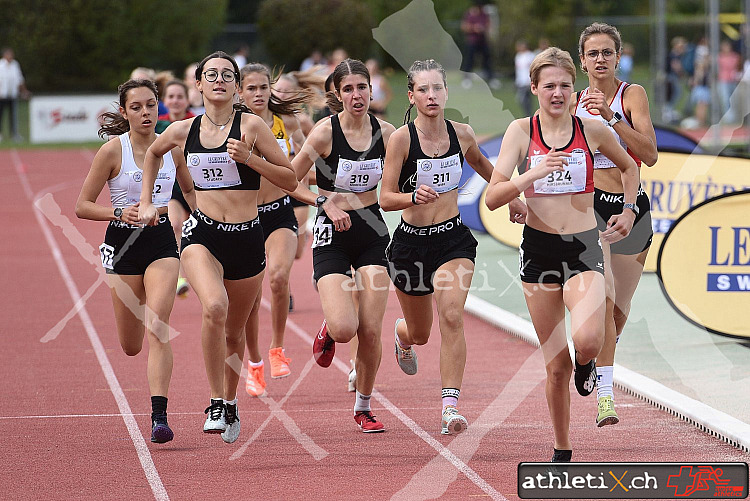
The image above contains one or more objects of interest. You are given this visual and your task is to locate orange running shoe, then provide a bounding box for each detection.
[245,361,266,397]
[269,347,291,379]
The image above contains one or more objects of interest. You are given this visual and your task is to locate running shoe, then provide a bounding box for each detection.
[245,361,266,397]
[203,398,226,433]
[354,411,385,433]
[574,354,597,397]
[150,413,174,444]
[176,277,190,297]
[441,405,468,435]
[348,362,357,392]
[269,347,291,379]
[221,402,241,443]
[551,448,572,462]
[394,318,417,375]
[312,320,335,367]
[596,395,620,427]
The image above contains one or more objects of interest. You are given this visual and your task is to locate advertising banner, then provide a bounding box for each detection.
[657,190,750,339]
[30,95,116,143]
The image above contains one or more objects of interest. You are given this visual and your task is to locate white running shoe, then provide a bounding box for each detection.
[441,405,468,435]
[394,318,417,375]
[203,399,226,433]
[221,402,241,443]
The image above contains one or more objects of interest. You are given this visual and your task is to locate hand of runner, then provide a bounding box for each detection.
[322,199,351,232]
[580,88,613,118]
[508,197,527,224]
[602,210,635,243]
[413,185,439,205]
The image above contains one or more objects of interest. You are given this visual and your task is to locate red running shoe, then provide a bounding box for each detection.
[354,411,385,433]
[312,320,335,367]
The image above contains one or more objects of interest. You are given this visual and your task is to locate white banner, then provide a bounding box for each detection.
[30,95,117,143]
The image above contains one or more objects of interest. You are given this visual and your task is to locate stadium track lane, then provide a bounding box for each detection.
[2,149,747,501]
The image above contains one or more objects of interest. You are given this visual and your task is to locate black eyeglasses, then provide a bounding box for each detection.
[202,69,236,83]
[585,49,616,60]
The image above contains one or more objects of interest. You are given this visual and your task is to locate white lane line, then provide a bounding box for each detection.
[12,150,169,501]
[277,304,505,500]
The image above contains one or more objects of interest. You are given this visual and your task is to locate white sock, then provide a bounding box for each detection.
[249,359,263,368]
[223,398,237,406]
[596,366,614,399]
[354,391,371,413]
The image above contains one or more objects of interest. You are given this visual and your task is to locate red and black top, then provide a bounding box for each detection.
[518,115,594,198]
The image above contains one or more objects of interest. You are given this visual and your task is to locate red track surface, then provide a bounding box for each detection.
[2,149,747,500]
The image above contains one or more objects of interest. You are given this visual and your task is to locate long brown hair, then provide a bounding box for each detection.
[240,63,315,116]
[98,79,158,138]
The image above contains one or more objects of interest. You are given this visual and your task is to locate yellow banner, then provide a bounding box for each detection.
[657,191,750,339]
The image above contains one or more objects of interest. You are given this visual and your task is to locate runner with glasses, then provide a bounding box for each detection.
[575,22,657,427]
[139,51,297,445]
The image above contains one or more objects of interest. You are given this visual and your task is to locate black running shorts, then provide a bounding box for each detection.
[180,209,265,280]
[100,215,178,275]
[519,225,604,285]
[258,195,298,243]
[312,203,390,282]
[594,186,653,255]
[386,214,478,296]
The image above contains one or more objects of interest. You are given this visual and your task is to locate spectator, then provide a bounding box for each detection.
[535,37,550,55]
[460,1,499,89]
[514,40,535,116]
[664,37,687,123]
[683,38,710,129]
[365,59,393,120]
[155,70,175,116]
[0,47,29,142]
[327,48,348,74]
[300,49,327,73]
[183,62,204,115]
[233,45,249,68]
[618,43,634,83]
[718,39,741,123]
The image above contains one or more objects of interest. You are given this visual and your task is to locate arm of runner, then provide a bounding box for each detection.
[75,139,122,221]
[140,119,191,224]
[228,114,297,192]
[171,147,196,212]
[589,120,639,243]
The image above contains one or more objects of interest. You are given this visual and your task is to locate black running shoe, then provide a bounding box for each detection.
[151,413,174,443]
[574,355,597,397]
[551,448,572,462]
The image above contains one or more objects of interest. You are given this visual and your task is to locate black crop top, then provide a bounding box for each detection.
[315,113,385,193]
[398,120,464,193]
[184,112,260,191]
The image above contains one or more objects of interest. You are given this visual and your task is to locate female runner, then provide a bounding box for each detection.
[138,51,297,444]
[380,59,494,435]
[237,63,309,395]
[575,22,657,427]
[295,58,396,433]
[485,47,639,461]
[156,79,196,296]
[75,78,195,443]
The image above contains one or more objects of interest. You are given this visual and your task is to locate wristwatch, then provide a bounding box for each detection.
[114,207,123,220]
[607,111,622,127]
[623,202,639,216]
[315,195,328,208]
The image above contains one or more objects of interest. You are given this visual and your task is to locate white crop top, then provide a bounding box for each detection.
[574,82,636,170]
[107,132,176,208]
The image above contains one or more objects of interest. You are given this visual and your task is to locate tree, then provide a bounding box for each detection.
[257,0,374,68]
[0,0,228,92]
